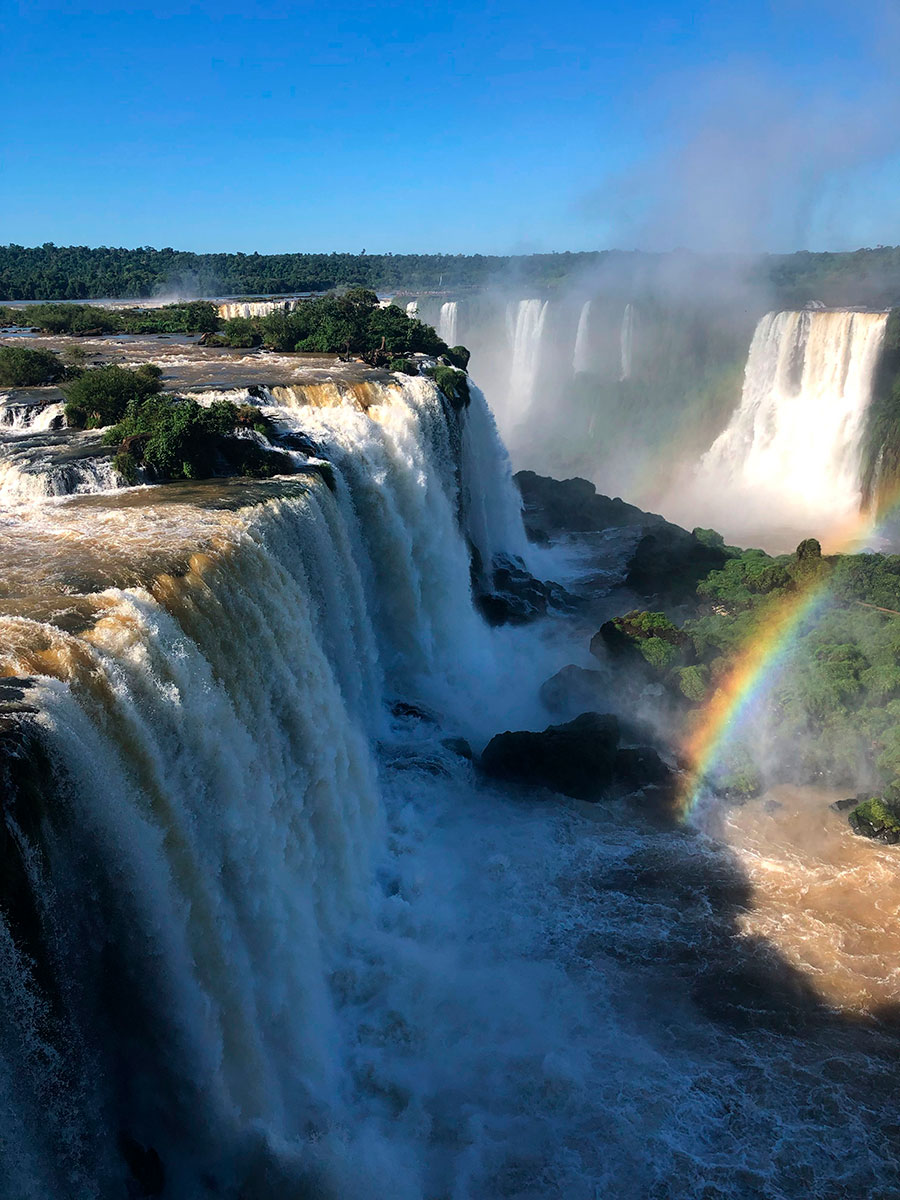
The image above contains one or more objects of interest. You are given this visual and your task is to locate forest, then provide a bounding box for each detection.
[6,242,900,306]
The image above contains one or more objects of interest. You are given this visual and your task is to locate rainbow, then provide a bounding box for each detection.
[677,494,900,819]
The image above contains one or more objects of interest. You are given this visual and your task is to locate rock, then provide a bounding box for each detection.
[614,746,672,789]
[475,555,579,627]
[625,527,728,601]
[830,796,861,813]
[119,1133,165,1197]
[390,700,437,723]
[540,664,608,715]
[514,470,659,536]
[479,712,621,800]
[441,736,473,761]
[848,798,900,844]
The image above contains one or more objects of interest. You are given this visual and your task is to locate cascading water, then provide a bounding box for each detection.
[686,309,889,537]
[6,337,900,1200]
[0,368,540,1197]
[217,299,301,321]
[506,299,549,423]
[438,300,458,348]
[572,301,592,375]
[619,302,635,381]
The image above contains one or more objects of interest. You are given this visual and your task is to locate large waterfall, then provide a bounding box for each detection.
[0,372,540,1198]
[689,310,889,536]
[506,299,549,422]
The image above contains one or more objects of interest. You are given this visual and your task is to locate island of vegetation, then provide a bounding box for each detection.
[0,291,472,482]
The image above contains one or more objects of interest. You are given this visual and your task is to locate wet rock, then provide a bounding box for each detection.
[539,664,608,715]
[848,798,900,844]
[830,796,860,813]
[390,700,437,723]
[480,712,621,800]
[441,736,473,761]
[119,1133,165,1197]
[475,555,579,627]
[614,746,672,789]
[514,470,660,536]
[625,526,728,602]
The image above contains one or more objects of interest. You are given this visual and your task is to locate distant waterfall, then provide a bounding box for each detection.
[438,301,458,347]
[696,310,889,529]
[619,303,635,381]
[218,299,300,320]
[507,299,549,417]
[573,301,592,374]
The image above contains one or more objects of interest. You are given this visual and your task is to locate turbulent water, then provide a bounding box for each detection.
[677,310,890,541]
[3,355,900,1199]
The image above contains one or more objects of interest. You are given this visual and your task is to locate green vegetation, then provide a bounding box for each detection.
[63,364,163,429]
[849,796,900,840]
[105,394,288,483]
[7,243,900,305]
[0,344,65,386]
[424,364,470,409]
[608,538,900,808]
[0,301,220,336]
[0,292,465,376]
[862,306,900,508]
[215,317,261,348]
[254,288,449,360]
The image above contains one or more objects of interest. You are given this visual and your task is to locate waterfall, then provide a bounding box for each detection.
[619,302,635,381]
[217,299,300,321]
[572,301,592,375]
[0,371,539,1194]
[506,299,549,419]
[438,301,458,347]
[694,309,889,531]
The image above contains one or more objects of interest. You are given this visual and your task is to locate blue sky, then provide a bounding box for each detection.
[2,0,898,254]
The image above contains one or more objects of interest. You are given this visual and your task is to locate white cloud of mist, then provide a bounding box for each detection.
[586,3,900,253]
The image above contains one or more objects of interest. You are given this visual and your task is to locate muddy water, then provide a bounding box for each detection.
[0,331,386,391]
[0,478,315,620]
[701,785,900,1013]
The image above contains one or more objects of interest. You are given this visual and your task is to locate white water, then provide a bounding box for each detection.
[0,399,65,434]
[572,301,592,375]
[619,302,635,382]
[5,360,900,1199]
[438,301,458,348]
[676,309,889,539]
[218,299,301,321]
[506,299,549,424]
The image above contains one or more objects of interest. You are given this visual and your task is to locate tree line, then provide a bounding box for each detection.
[6,242,900,306]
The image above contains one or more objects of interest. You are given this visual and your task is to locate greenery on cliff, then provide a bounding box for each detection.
[608,536,900,809]
[7,242,900,306]
[861,307,900,508]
